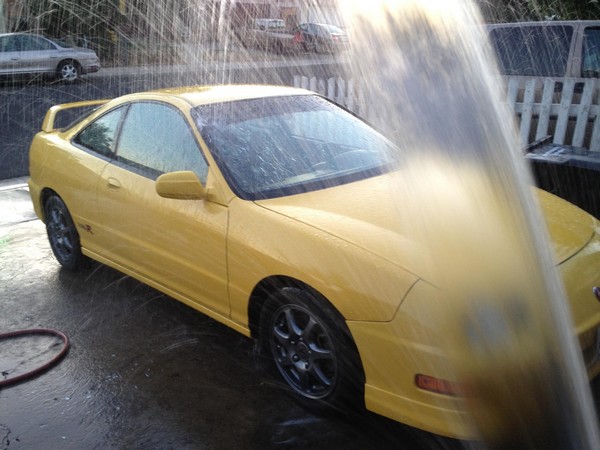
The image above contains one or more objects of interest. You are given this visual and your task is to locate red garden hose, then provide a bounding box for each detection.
[0,328,70,387]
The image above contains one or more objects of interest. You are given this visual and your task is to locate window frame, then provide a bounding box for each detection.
[112,100,208,182]
[582,26,600,78]
[72,104,128,161]
[488,24,575,77]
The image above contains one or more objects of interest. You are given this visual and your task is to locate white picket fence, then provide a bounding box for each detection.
[293,75,600,152]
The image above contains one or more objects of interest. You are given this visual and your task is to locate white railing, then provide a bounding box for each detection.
[293,75,369,119]
[293,75,600,152]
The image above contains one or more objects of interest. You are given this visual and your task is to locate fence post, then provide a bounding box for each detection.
[535,78,555,141]
[317,78,326,95]
[347,79,355,111]
[506,77,519,112]
[337,78,346,107]
[327,77,336,100]
[519,79,537,146]
[554,79,576,145]
[573,79,596,148]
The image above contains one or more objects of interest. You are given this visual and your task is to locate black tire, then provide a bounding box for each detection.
[314,41,323,54]
[260,287,365,413]
[57,60,80,82]
[44,195,87,270]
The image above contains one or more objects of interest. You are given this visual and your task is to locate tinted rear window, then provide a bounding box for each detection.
[489,25,573,77]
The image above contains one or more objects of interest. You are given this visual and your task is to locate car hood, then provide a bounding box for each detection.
[256,172,596,277]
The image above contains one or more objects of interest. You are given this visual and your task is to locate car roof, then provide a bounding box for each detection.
[487,20,600,27]
[0,32,40,37]
[0,32,56,42]
[134,85,312,107]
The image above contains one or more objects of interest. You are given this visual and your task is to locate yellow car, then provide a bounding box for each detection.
[28,85,600,439]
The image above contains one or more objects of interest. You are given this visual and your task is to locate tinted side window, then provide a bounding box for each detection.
[0,36,18,52]
[116,102,208,182]
[583,27,600,78]
[74,107,124,157]
[489,25,573,77]
[17,35,55,51]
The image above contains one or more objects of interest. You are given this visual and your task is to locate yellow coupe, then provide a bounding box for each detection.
[28,85,600,439]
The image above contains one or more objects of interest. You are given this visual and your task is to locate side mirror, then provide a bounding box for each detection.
[156,171,205,200]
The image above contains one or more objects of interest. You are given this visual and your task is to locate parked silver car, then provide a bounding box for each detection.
[0,33,100,82]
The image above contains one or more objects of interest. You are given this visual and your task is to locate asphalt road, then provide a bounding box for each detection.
[0,52,349,181]
[0,181,464,449]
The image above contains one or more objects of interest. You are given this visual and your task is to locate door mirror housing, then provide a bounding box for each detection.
[156,171,205,200]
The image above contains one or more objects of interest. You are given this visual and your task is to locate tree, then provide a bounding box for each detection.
[477,0,600,22]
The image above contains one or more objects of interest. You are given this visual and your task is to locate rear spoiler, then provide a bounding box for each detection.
[41,99,110,133]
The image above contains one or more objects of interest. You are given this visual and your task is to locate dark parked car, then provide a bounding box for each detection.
[296,23,348,53]
[0,33,100,82]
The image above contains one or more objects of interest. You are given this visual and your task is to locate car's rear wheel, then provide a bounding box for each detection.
[44,195,87,270]
[261,287,364,412]
[57,60,80,82]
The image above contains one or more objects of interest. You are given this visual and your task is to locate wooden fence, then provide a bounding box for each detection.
[293,75,600,152]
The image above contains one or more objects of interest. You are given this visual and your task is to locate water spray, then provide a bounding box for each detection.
[343,0,600,447]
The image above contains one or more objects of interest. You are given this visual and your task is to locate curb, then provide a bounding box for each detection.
[0,177,28,191]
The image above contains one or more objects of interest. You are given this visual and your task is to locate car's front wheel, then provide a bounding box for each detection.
[314,40,323,54]
[57,60,80,82]
[261,287,364,412]
[44,195,87,270]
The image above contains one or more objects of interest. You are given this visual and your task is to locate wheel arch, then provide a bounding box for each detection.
[56,58,81,70]
[39,188,61,222]
[248,276,302,338]
[247,275,357,350]
[248,274,367,406]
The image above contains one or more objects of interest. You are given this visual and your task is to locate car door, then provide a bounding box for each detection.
[95,101,230,316]
[16,34,59,74]
[0,35,20,74]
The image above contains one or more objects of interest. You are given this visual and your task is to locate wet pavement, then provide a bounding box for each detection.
[0,181,462,449]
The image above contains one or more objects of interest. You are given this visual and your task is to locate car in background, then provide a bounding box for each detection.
[28,85,600,440]
[239,18,300,53]
[0,32,100,82]
[486,20,600,79]
[296,22,348,53]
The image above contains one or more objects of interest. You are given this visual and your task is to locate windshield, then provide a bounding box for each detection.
[193,95,396,200]
[325,24,345,34]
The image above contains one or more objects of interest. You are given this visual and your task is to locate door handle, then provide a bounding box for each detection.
[106,177,121,190]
